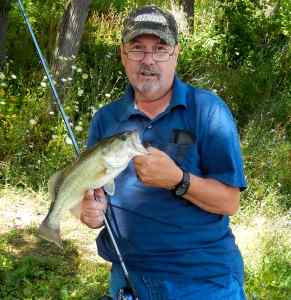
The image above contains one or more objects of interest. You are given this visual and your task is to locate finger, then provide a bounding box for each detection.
[83,196,107,210]
[94,189,106,202]
[134,155,146,164]
[81,196,97,209]
[133,159,142,169]
[147,146,159,152]
[90,201,106,211]
[94,188,105,197]
[83,189,94,201]
[134,161,146,177]
[81,214,103,229]
[135,168,143,181]
[82,209,104,218]
[147,146,163,155]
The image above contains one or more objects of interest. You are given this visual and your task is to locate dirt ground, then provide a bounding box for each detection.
[0,185,105,262]
[0,185,290,266]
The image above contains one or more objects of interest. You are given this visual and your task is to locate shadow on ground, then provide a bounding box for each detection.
[0,226,110,300]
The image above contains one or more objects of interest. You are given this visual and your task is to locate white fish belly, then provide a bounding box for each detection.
[48,158,105,225]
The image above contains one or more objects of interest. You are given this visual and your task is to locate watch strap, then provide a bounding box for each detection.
[172,170,190,197]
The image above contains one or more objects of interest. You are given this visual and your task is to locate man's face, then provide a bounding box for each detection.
[121,35,179,102]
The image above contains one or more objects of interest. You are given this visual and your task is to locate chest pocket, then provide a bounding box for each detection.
[152,141,200,174]
[166,143,193,165]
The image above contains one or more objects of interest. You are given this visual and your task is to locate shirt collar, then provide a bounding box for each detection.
[118,75,188,122]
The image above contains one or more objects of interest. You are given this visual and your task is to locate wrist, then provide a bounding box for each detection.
[169,167,183,190]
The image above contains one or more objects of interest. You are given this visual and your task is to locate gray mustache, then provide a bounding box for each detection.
[139,66,159,76]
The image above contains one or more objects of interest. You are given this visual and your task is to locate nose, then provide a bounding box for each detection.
[141,51,155,65]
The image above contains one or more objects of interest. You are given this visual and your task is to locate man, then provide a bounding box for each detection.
[80,5,247,300]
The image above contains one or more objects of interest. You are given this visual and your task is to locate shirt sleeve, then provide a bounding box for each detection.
[200,102,247,191]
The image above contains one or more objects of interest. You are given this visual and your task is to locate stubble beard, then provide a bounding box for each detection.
[133,75,166,101]
[138,79,159,94]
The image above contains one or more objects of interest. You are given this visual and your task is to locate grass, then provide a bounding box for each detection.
[0,186,290,299]
[0,186,110,300]
[232,214,291,299]
[0,227,110,300]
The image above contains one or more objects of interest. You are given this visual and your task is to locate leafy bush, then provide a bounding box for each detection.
[240,117,291,214]
[6,0,66,71]
[209,0,291,125]
[215,0,290,66]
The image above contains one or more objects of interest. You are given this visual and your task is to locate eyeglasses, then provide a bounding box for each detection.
[123,48,175,62]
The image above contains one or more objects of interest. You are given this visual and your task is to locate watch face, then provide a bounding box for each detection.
[175,185,186,196]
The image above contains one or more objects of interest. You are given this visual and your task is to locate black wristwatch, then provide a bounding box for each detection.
[172,170,190,197]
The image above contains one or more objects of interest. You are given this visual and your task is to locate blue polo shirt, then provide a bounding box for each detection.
[87,76,247,287]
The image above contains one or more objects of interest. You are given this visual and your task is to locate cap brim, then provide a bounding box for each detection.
[123,28,176,46]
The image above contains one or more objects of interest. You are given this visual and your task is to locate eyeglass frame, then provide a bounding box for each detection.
[122,46,176,62]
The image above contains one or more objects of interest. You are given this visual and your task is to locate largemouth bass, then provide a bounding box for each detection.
[39,130,147,248]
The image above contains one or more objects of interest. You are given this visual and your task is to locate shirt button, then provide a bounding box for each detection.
[147,125,152,129]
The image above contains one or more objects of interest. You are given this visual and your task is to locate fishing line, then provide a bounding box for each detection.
[16,0,138,298]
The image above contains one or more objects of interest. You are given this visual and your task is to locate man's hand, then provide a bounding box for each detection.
[80,189,107,229]
[134,146,183,189]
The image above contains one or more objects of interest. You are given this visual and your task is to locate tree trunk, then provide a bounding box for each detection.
[51,0,92,107]
[0,0,11,68]
[172,0,195,32]
[181,0,194,30]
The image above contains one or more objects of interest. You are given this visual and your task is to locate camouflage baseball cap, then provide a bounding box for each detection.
[122,5,178,46]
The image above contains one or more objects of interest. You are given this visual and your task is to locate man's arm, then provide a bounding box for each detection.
[134,147,240,216]
[183,175,240,215]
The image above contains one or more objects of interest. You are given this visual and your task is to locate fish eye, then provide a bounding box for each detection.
[120,133,128,141]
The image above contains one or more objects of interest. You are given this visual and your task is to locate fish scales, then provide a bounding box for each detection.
[38,130,147,248]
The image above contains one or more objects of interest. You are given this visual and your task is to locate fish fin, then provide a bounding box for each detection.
[103,180,115,196]
[38,218,63,249]
[69,203,81,219]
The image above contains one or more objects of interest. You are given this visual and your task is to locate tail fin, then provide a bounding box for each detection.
[38,218,62,249]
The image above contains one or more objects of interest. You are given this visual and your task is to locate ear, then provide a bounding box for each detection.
[120,44,126,67]
[118,45,122,56]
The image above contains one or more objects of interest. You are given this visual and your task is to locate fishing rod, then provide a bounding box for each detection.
[17,1,138,299]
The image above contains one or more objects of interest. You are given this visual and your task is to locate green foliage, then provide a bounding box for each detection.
[0,227,109,299]
[202,0,291,125]
[245,231,291,300]
[0,62,75,188]
[76,39,126,113]
[6,0,66,71]
[215,0,290,66]
[90,0,128,13]
[240,118,291,215]
[90,0,169,14]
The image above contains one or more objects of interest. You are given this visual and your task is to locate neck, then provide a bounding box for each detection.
[135,88,173,119]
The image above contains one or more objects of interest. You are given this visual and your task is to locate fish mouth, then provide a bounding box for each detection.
[130,130,148,155]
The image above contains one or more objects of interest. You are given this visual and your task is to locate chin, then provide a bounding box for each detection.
[138,82,160,94]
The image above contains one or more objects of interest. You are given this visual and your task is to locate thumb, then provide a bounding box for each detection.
[94,188,105,198]
[83,189,94,201]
